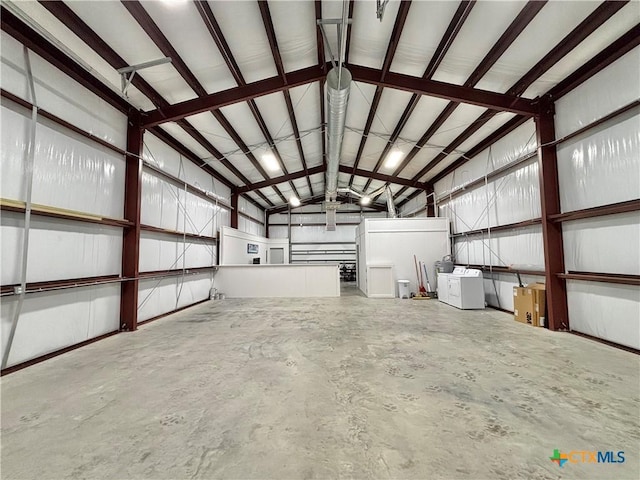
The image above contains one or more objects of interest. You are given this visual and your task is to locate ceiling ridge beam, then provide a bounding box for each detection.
[348,1,412,186]
[122,1,287,203]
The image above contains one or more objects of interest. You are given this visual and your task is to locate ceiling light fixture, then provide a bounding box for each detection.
[161,0,188,6]
[384,149,404,169]
[289,196,301,207]
[360,196,371,206]
[261,153,279,172]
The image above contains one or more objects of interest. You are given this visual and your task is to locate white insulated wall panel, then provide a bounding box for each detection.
[555,47,640,139]
[269,225,288,239]
[399,191,427,217]
[139,232,215,272]
[1,212,122,285]
[434,120,537,197]
[439,159,540,234]
[291,224,357,244]
[0,283,120,368]
[143,132,231,204]
[482,273,546,311]
[141,171,223,236]
[238,196,264,223]
[556,112,640,212]
[1,104,126,219]
[562,212,640,276]
[1,32,126,148]
[219,226,288,265]
[214,265,339,298]
[137,273,213,323]
[567,281,640,350]
[453,225,544,270]
[238,216,265,237]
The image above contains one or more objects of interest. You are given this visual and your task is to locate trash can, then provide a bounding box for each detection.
[397,280,410,299]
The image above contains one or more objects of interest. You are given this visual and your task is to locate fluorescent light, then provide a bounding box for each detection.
[289,196,301,207]
[261,153,279,172]
[161,0,188,6]
[384,149,403,169]
[360,196,371,206]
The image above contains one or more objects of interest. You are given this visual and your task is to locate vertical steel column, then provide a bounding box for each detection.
[120,112,143,332]
[535,99,569,331]
[230,189,239,229]
[265,211,270,238]
[425,183,435,217]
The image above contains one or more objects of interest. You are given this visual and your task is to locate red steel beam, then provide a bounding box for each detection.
[1,274,125,296]
[200,1,299,198]
[257,1,312,196]
[139,224,218,242]
[390,1,545,181]
[238,165,325,193]
[120,113,144,332]
[142,64,325,127]
[431,116,531,184]
[398,1,627,198]
[123,1,287,204]
[349,87,383,185]
[315,1,326,73]
[549,199,640,224]
[364,0,476,191]
[348,64,537,115]
[508,1,630,97]
[230,189,239,229]
[549,23,640,100]
[39,1,238,189]
[349,1,412,185]
[1,7,129,113]
[345,0,355,64]
[558,272,640,287]
[536,99,568,331]
[339,164,426,189]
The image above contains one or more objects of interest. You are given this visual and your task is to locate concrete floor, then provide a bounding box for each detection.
[2,288,639,480]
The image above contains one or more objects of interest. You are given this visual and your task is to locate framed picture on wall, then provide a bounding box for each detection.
[247,243,259,254]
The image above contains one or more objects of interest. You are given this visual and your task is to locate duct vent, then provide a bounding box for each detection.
[324,201,340,231]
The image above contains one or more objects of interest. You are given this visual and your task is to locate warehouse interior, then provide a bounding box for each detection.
[1,0,639,478]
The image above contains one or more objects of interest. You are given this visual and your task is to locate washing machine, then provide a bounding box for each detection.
[437,267,485,309]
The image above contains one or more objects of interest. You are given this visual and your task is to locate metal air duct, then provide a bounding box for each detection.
[325,66,351,203]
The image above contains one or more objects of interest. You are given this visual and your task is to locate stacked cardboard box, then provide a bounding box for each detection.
[513,283,546,327]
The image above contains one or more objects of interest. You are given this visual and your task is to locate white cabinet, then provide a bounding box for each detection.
[437,268,485,309]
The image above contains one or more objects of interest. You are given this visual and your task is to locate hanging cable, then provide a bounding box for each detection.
[2,48,38,370]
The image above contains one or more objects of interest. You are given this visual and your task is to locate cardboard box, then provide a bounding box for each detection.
[513,283,546,327]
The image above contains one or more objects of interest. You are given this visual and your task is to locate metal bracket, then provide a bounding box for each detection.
[376,0,390,21]
[117,57,172,97]
[316,18,352,69]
